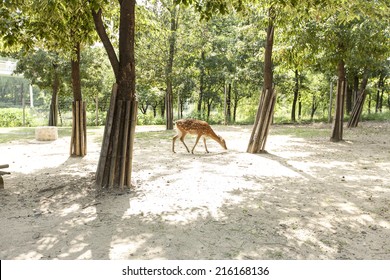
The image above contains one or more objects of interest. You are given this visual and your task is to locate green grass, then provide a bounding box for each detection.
[271,123,331,138]
[0,127,75,143]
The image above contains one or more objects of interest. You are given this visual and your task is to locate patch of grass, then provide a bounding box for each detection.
[271,124,331,138]
[0,127,75,143]
[361,111,390,122]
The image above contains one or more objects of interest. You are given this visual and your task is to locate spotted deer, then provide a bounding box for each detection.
[172,119,227,154]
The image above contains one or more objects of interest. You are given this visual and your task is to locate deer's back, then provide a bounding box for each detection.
[176,119,212,135]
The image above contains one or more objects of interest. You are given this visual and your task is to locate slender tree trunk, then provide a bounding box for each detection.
[330,59,346,142]
[346,84,352,115]
[226,83,231,124]
[378,74,385,113]
[49,64,59,126]
[375,89,380,113]
[140,103,148,114]
[353,75,359,107]
[198,50,205,117]
[379,89,384,113]
[94,0,137,189]
[160,98,165,118]
[165,4,178,130]
[247,14,276,153]
[152,103,157,118]
[70,41,87,156]
[347,72,369,128]
[368,92,372,114]
[206,99,212,121]
[291,69,299,122]
[310,94,317,121]
[233,90,238,123]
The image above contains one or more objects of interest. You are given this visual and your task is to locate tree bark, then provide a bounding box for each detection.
[347,72,369,128]
[226,83,231,124]
[70,41,87,156]
[247,15,276,154]
[48,64,59,126]
[291,69,299,122]
[198,50,205,117]
[330,60,346,142]
[346,84,352,115]
[94,0,137,189]
[165,3,178,130]
[92,8,119,79]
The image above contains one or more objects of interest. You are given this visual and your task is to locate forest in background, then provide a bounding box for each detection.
[1,0,389,128]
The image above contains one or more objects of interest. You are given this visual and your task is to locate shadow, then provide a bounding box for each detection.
[1,123,390,259]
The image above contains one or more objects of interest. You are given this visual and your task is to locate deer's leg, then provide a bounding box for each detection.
[172,134,179,153]
[203,137,209,153]
[191,134,202,154]
[179,133,190,153]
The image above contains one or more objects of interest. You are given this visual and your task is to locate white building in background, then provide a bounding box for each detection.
[0,58,34,107]
[0,59,17,76]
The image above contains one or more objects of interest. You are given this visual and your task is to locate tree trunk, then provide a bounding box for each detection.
[94,0,137,189]
[233,90,238,123]
[247,15,276,154]
[140,103,148,114]
[353,75,359,107]
[291,69,299,122]
[379,89,384,113]
[375,89,380,113]
[165,4,178,130]
[330,60,346,142]
[152,102,158,117]
[70,41,87,156]
[346,84,352,115]
[226,83,231,124]
[206,99,212,121]
[347,73,369,128]
[48,65,59,126]
[198,50,205,118]
[310,94,317,121]
[160,97,165,118]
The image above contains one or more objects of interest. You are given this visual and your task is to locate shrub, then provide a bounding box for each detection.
[0,108,33,127]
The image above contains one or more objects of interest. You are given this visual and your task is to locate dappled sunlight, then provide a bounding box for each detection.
[1,122,390,260]
[14,251,44,260]
[109,234,152,259]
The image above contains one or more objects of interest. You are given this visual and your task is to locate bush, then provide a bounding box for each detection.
[86,111,107,126]
[0,108,33,127]
[137,113,165,125]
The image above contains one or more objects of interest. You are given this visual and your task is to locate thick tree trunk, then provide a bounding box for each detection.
[291,69,299,122]
[247,17,276,153]
[70,41,87,156]
[94,0,137,189]
[330,60,346,142]
[347,73,369,128]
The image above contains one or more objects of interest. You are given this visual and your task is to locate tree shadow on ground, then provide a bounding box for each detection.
[1,123,389,259]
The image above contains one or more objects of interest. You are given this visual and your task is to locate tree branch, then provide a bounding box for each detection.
[91,8,119,80]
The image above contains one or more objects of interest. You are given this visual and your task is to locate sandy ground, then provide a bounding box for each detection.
[0,121,389,260]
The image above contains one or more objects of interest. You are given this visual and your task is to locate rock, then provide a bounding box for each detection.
[32,232,40,239]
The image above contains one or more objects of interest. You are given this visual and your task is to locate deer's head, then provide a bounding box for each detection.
[219,136,227,150]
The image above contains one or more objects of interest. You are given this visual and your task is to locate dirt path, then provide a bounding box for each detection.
[0,122,389,259]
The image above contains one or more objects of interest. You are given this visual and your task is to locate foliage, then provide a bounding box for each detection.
[1,0,389,128]
[0,108,33,127]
